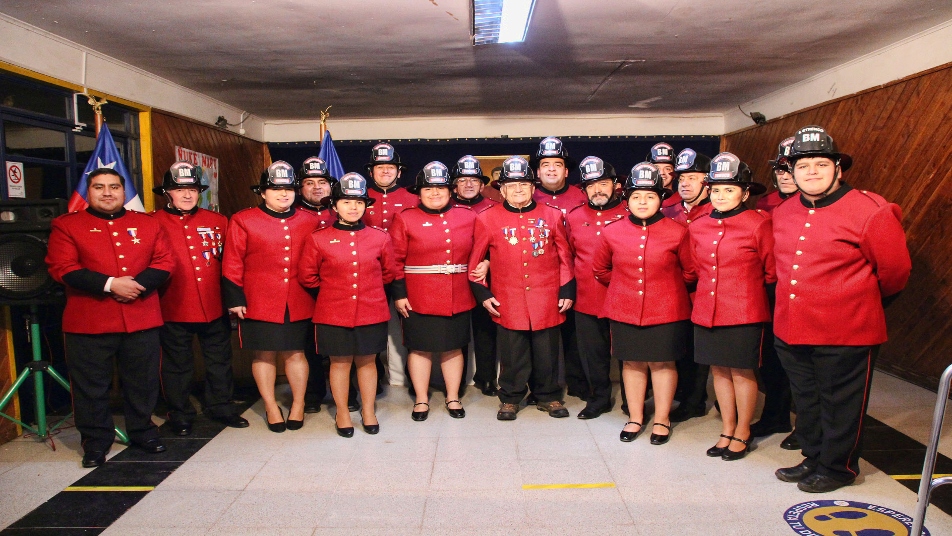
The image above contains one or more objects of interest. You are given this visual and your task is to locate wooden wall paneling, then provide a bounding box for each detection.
[723,64,952,390]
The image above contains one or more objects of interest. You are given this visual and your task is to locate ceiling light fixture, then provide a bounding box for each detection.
[472,0,536,45]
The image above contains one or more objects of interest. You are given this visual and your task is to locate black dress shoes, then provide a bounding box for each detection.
[776,460,818,483]
[477,381,498,397]
[650,423,672,445]
[363,422,380,435]
[670,404,706,423]
[286,416,304,431]
[577,405,609,420]
[797,473,854,493]
[267,408,286,433]
[706,434,733,457]
[336,425,354,438]
[303,401,322,414]
[721,436,750,461]
[81,450,106,468]
[781,431,800,450]
[411,402,430,421]
[212,414,250,428]
[135,438,167,454]
[620,421,642,443]
[750,420,793,438]
[445,400,465,419]
[169,422,192,437]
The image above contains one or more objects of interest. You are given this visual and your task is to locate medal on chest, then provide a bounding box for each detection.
[503,227,518,245]
[126,228,141,244]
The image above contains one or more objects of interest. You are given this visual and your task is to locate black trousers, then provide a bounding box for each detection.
[575,312,612,409]
[776,337,878,482]
[160,317,236,424]
[497,325,561,404]
[675,326,708,410]
[65,329,161,453]
[471,303,498,385]
[561,310,587,397]
[757,322,792,426]
[303,324,328,405]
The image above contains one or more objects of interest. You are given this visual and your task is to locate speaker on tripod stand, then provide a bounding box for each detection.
[0,199,74,441]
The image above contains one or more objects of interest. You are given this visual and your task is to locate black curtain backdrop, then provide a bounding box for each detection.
[269,136,721,188]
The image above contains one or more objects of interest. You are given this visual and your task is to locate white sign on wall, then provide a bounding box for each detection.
[5,161,25,198]
[174,147,220,210]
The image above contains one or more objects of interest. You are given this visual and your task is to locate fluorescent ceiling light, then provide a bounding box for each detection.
[473,0,536,45]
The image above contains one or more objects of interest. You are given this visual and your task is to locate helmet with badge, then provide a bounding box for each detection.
[767,137,795,172]
[577,156,618,189]
[322,172,376,207]
[706,152,767,195]
[251,161,297,193]
[153,161,207,194]
[529,136,576,170]
[647,142,676,166]
[787,125,852,171]
[673,148,712,176]
[299,157,338,185]
[450,155,490,185]
[623,162,672,200]
[492,156,535,189]
[363,142,408,174]
[408,161,452,194]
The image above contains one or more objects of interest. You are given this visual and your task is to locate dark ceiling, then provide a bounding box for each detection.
[2,0,951,120]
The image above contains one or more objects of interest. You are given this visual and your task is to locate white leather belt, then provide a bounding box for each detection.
[404,264,468,274]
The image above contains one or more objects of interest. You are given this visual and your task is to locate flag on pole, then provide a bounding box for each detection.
[68,123,145,212]
[318,129,346,180]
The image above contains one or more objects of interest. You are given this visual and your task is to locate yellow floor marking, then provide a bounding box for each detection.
[890,474,952,480]
[522,483,615,490]
[64,486,155,492]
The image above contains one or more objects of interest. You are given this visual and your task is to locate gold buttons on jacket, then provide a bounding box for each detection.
[112,232,118,236]
[118,255,124,259]
[121,267,127,271]
[790,294,796,299]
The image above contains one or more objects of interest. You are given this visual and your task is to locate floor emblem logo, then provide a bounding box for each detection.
[784,500,928,535]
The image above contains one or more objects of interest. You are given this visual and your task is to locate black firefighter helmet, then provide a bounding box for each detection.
[577,156,618,189]
[707,152,766,195]
[322,172,376,208]
[451,155,490,184]
[408,161,452,194]
[491,156,535,190]
[299,156,338,184]
[787,125,853,171]
[623,162,672,200]
[363,142,408,174]
[674,148,712,176]
[251,161,297,194]
[153,161,207,194]
[529,136,576,170]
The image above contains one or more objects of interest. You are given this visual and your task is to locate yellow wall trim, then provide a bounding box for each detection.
[0,60,150,112]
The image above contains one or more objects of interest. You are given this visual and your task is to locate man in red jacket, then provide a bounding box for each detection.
[648,142,682,209]
[565,156,628,418]
[296,156,338,227]
[529,137,587,401]
[46,168,174,468]
[363,142,417,232]
[153,162,248,436]
[469,156,575,420]
[773,126,911,493]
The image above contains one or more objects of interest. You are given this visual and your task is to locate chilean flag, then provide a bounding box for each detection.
[68,123,145,212]
[318,129,346,180]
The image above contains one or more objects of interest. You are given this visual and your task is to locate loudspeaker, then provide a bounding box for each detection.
[0,199,67,305]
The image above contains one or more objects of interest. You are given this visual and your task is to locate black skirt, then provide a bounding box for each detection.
[610,320,690,362]
[238,308,310,351]
[402,310,472,353]
[316,322,388,356]
[693,323,765,369]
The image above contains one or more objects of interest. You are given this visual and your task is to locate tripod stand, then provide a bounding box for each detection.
[0,305,129,445]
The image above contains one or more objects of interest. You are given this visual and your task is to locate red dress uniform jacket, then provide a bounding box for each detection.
[363,183,417,232]
[297,200,337,228]
[153,207,227,323]
[565,199,629,316]
[593,213,696,326]
[221,206,320,323]
[46,208,174,334]
[533,184,587,214]
[390,205,477,316]
[690,208,776,328]
[662,197,714,225]
[755,190,794,214]
[661,190,683,209]
[298,222,396,327]
[452,194,497,214]
[772,185,911,346]
[468,201,575,331]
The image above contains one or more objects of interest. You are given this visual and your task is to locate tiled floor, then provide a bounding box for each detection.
[1,370,951,535]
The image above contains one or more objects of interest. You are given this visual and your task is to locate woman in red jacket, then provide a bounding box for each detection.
[391,162,477,421]
[299,173,396,437]
[222,161,321,433]
[690,153,776,461]
[593,163,696,444]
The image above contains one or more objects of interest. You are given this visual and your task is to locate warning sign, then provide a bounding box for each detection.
[5,161,25,198]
